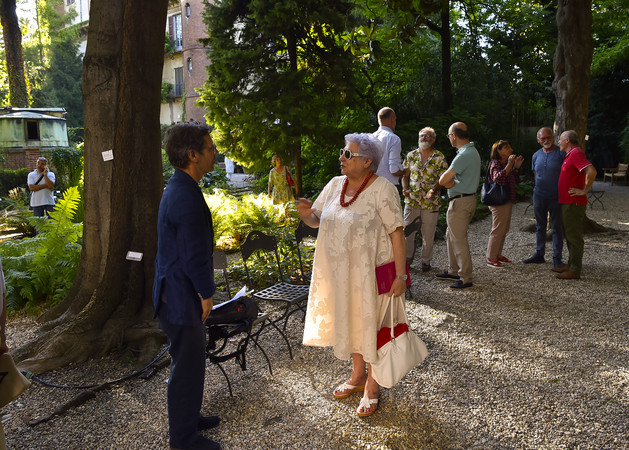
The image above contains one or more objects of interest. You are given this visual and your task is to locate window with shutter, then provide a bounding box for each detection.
[168,14,183,50]
[174,67,184,97]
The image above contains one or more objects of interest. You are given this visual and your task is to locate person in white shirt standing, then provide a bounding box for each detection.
[27,157,56,217]
[373,107,404,185]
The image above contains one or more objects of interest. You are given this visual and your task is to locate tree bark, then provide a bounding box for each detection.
[286,28,303,197]
[423,0,452,112]
[439,0,452,112]
[552,0,593,141]
[0,0,28,107]
[14,0,169,373]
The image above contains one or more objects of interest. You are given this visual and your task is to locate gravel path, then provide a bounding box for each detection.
[2,181,628,449]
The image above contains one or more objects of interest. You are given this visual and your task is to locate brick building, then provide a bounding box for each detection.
[64,0,212,125]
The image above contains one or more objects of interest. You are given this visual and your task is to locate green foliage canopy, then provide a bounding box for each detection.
[198,0,357,172]
[589,0,629,164]
[31,34,84,129]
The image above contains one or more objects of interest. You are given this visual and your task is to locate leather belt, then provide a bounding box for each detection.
[449,193,475,200]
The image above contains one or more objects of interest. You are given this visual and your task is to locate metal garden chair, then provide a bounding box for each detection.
[240,230,310,358]
[294,220,318,283]
[204,251,273,396]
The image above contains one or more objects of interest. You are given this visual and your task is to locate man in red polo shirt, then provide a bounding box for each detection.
[556,130,597,280]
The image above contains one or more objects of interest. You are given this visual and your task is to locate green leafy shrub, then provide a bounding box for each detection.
[206,191,290,250]
[205,191,313,289]
[67,127,84,145]
[161,149,176,186]
[251,172,269,194]
[0,186,82,313]
[226,225,314,290]
[0,168,28,197]
[42,146,84,192]
[516,180,534,199]
[161,149,229,190]
[161,81,174,103]
[164,34,176,58]
[201,167,229,190]
[0,188,37,237]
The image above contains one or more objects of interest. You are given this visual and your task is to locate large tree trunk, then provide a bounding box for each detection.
[551,2,597,230]
[0,0,28,107]
[552,0,593,140]
[14,0,169,374]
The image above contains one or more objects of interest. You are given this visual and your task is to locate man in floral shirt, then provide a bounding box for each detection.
[401,127,449,271]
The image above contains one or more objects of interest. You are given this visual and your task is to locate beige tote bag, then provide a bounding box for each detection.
[0,353,31,408]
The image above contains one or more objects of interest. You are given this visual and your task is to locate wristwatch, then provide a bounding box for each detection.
[396,274,408,281]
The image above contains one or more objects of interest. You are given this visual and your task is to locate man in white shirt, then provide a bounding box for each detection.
[373,107,404,185]
[27,157,56,217]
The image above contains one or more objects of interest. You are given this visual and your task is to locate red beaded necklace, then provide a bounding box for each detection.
[340,172,374,207]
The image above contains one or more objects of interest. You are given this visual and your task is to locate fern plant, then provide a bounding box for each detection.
[0,187,82,312]
[204,190,312,289]
[30,185,82,259]
[0,188,37,237]
[207,191,289,251]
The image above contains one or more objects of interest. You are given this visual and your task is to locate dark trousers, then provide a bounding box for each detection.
[32,204,55,218]
[562,203,587,274]
[159,309,207,447]
[533,194,564,266]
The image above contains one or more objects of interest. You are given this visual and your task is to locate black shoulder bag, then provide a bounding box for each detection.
[480,171,510,206]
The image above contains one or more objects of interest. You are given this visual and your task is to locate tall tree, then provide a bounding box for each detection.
[29,0,84,130]
[199,0,356,196]
[14,0,169,373]
[32,34,84,129]
[415,0,451,111]
[0,0,28,106]
[350,0,452,112]
[552,0,593,139]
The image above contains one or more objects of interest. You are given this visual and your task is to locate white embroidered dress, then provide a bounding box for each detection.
[302,175,404,363]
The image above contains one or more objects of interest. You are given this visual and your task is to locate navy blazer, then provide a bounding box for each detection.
[153,169,215,325]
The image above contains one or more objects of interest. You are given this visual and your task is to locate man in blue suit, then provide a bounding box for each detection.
[153,122,221,450]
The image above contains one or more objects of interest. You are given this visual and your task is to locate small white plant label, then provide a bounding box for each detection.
[102,150,114,161]
[126,251,143,261]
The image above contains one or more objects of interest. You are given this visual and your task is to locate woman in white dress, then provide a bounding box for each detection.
[296,133,406,417]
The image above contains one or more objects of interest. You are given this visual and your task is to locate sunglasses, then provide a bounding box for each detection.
[339,148,365,160]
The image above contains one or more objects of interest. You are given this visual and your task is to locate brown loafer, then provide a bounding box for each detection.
[551,264,570,273]
[556,270,580,279]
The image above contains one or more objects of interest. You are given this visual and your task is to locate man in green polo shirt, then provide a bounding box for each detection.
[430,122,481,289]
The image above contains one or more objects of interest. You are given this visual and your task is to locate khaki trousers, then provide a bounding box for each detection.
[403,205,440,265]
[446,195,476,283]
[486,202,513,261]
